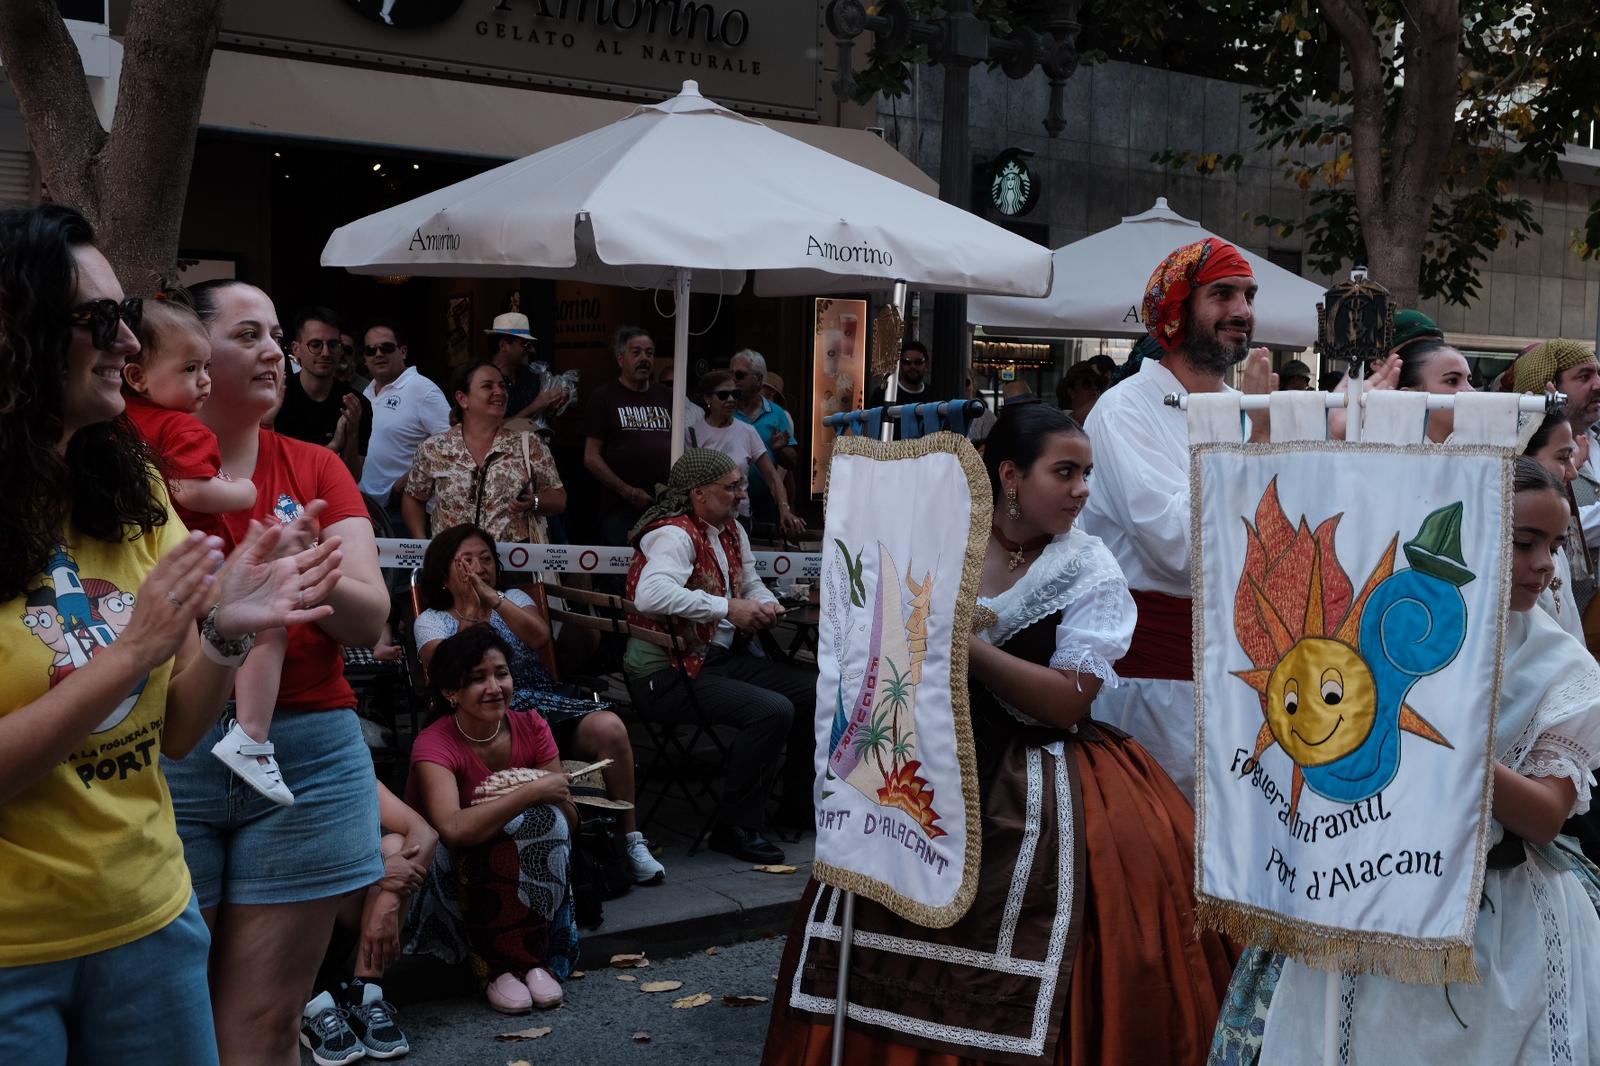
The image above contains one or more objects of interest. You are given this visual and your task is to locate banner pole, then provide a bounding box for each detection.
[880,281,907,443]
[830,890,858,1066]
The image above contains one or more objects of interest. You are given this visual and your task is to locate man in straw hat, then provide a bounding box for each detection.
[1514,339,1600,609]
[622,449,817,864]
[1079,237,1276,799]
[486,311,571,431]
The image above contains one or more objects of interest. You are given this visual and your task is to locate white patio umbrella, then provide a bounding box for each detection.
[966,198,1325,349]
[322,80,1054,457]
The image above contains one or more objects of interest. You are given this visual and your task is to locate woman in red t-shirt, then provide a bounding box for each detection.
[408,627,578,1014]
[159,280,393,1064]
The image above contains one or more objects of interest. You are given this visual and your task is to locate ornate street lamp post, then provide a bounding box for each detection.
[826,0,1084,397]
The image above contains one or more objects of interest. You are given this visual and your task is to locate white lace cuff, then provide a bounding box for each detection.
[1522,744,1595,817]
[1049,643,1121,691]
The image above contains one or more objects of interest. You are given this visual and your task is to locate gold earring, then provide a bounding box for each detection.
[1005,486,1022,521]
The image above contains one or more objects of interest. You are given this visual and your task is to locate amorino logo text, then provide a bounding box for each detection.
[804,235,892,268]
[408,227,463,252]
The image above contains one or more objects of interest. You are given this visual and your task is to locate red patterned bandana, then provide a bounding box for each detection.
[1143,238,1254,351]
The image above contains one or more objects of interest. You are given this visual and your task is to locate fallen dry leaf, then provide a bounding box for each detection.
[671,991,714,1009]
[639,979,684,993]
[569,970,585,980]
[704,946,720,956]
[723,994,769,1007]
[751,864,798,874]
[632,1032,652,1044]
[495,1026,552,1042]
[616,974,637,982]
[507,1060,533,1066]
[610,952,649,968]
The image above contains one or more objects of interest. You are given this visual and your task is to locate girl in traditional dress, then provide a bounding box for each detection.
[763,404,1236,1066]
[1212,457,1600,1065]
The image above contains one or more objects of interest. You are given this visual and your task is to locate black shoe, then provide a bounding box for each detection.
[707,825,786,864]
[340,979,409,1059]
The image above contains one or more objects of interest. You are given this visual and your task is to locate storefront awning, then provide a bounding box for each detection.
[200,49,935,195]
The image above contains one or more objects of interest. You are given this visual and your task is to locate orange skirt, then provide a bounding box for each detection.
[762,731,1236,1065]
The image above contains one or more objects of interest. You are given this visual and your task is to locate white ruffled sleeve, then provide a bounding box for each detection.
[1522,731,1599,818]
[1050,574,1136,690]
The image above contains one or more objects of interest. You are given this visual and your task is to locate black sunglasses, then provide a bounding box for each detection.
[70,297,142,350]
[364,341,400,356]
[711,389,739,401]
[732,368,752,379]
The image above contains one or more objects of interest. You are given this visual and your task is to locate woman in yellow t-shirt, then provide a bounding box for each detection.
[0,205,344,1066]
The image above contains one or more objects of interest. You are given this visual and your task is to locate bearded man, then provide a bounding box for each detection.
[1080,238,1273,800]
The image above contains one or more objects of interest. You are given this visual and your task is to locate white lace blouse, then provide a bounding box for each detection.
[977,526,1137,693]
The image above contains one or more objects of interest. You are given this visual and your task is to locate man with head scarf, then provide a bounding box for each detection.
[1078,237,1275,799]
[622,449,818,864]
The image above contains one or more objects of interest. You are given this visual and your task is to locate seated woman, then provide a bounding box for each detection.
[406,627,577,1014]
[413,523,664,885]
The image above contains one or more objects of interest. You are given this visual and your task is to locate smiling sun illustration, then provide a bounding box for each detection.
[1232,480,1460,816]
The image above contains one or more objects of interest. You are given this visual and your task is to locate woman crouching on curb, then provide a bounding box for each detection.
[406,626,579,1014]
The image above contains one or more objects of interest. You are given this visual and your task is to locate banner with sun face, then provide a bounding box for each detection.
[810,431,989,928]
[1192,443,1510,984]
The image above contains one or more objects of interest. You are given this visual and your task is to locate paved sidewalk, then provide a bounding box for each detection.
[334,937,787,1066]
[579,833,813,965]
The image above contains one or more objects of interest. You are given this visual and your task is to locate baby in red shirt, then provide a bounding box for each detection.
[124,295,293,807]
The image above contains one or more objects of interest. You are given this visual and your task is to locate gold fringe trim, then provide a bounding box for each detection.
[814,431,991,930]
[1196,897,1480,986]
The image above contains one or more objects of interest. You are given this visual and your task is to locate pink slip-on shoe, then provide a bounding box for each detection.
[486,972,532,1014]
[524,967,564,1009]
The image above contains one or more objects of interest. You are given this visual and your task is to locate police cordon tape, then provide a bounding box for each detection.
[373,538,823,580]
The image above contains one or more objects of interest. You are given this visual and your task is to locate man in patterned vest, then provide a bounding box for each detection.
[623,448,818,865]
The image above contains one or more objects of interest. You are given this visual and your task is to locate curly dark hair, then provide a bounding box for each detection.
[418,523,500,611]
[0,205,167,602]
[426,625,513,720]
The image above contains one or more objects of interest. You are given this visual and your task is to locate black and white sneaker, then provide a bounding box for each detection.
[301,990,365,1065]
[342,979,410,1059]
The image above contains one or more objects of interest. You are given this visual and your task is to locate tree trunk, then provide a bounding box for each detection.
[1318,0,1460,309]
[0,0,225,288]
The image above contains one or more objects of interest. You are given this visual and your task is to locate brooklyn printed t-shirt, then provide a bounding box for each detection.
[583,381,672,510]
[186,430,368,712]
[407,708,560,811]
[0,494,193,965]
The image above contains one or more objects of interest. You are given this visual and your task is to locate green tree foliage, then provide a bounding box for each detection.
[848,1,1600,308]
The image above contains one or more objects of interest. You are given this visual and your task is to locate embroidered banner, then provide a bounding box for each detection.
[1193,443,1509,983]
[811,432,989,927]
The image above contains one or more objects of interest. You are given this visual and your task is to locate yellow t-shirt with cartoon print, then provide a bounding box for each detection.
[0,507,194,966]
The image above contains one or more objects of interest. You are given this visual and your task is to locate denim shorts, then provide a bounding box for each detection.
[163,709,384,909]
[0,893,218,1066]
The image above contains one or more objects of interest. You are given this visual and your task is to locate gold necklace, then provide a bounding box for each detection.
[453,713,501,744]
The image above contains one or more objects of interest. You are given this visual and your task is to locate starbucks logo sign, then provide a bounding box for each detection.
[343,0,463,29]
[988,149,1040,217]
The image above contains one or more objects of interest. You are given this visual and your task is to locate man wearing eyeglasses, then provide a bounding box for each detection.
[357,319,451,530]
[275,307,371,478]
[486,312,571,432]
[867,339,931,411]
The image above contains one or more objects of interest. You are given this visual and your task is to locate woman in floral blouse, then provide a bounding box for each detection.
[403,361,566,544]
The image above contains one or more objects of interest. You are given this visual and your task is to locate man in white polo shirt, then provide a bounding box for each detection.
[358,319,451,531]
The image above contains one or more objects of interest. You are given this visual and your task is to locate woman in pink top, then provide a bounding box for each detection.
[407,627,577,1014]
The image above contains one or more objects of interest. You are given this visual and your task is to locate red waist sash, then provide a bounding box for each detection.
[1115,589,1193,681]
